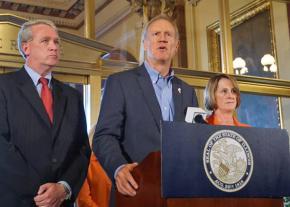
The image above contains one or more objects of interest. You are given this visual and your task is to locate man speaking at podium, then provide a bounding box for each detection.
[93,14,198,205]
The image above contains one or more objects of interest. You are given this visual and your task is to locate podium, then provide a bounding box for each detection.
[116,122,290,207]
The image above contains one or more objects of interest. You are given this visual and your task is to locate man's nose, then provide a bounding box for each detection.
[158,33,168,42]
[49,41,58,50]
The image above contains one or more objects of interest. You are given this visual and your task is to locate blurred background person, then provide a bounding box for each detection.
[77,126,112,207]
[204,74,249,127]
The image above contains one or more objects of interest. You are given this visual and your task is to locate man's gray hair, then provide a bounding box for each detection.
[17,19,58,59]
[141,14,179,43]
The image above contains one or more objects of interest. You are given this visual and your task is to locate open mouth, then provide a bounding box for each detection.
[158,46,167,51]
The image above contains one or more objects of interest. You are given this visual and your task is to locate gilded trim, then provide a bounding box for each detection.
[207,0,271,72]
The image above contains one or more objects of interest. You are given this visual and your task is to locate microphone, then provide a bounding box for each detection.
[194,114,208,124]
[185,107,208,124]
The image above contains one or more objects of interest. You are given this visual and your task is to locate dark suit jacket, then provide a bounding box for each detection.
[0,68,91,206]
[93,64,198,181]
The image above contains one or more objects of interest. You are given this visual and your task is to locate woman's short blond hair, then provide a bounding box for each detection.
[204,74,241,111]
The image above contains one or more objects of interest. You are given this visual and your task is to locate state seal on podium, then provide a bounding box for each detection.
[203,130,254,192]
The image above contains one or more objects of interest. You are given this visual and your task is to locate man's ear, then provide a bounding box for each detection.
[22,42,30,57]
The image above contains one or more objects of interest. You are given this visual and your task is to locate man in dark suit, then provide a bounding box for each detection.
[0,19,91,206]
[93,14,198,204]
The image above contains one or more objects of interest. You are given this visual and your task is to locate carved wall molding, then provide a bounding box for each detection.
[127,0,176,20]
[206,0,271,71]
[207,0,270,33]
[187,0,201,7]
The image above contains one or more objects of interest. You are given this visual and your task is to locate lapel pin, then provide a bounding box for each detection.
[178,88,181,94]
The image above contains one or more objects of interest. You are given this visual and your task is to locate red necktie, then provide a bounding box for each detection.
[39,77,53,124]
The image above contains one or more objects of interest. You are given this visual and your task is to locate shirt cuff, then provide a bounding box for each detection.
[114,164,126,179]
[58,181,72,200]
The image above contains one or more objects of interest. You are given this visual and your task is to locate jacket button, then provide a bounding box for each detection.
[52,158,57,163]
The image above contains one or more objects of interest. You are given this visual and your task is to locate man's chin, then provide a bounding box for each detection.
[153,56,170,63]
[47,60,59,67]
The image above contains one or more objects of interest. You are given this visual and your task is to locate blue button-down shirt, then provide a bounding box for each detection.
[144,61,174,121]
[24,65,52,96]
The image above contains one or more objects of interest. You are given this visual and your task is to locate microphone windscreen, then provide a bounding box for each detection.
[194,114,208,124]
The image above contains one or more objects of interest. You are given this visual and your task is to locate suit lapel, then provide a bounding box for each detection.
[51,79,67,138]
[16,68,51,127]
[172,77,183,122]
[137,65,162,129]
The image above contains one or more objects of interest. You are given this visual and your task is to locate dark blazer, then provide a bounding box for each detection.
[93,64,198,181]
[0,68,91,206]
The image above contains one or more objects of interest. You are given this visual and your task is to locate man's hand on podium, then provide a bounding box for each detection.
[115,163,139,196]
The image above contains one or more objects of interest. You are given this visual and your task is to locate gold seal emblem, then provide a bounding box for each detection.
[203,130,253,192]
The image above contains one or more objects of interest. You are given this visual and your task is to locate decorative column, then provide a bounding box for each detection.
[185,0,203,105]
[218,0,234,74]
[185,0,199,69]
[172,0,187,67]
[84,0,96,39]
[84,0,101,128]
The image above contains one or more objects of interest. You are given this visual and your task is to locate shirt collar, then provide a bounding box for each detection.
[24,64,52,87]
[144,61,174,84]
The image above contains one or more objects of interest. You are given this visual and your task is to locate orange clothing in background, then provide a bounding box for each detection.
[77,153,112,207]
[206,114,250,127]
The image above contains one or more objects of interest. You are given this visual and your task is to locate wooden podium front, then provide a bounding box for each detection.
[116,152,283,207]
